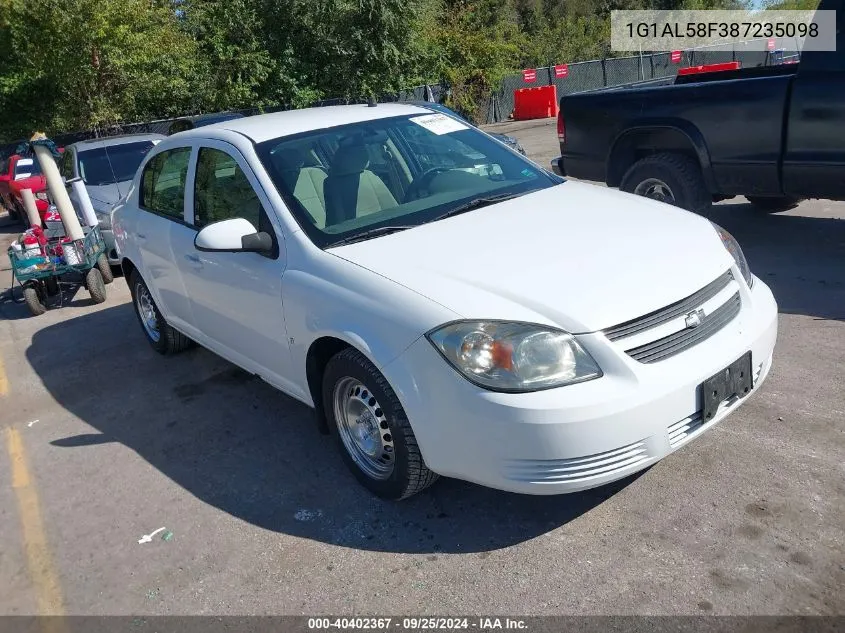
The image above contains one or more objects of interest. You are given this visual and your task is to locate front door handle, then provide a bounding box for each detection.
[184,253,202,268]
[137,233,147,240]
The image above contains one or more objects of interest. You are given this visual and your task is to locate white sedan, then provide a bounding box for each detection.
[113,104,778,500]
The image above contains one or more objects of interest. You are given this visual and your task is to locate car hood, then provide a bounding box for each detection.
[86,182,130,209]
[329,181,735,333]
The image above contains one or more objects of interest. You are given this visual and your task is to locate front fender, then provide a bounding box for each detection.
[281,260,458,403]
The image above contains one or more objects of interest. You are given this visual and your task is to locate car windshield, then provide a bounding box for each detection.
[14,158,42,179]
[78,141,156,186]
[255,113,559,248]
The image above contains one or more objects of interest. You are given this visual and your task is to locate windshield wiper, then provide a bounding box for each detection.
[327,225,415,248]
[428,193,524,223]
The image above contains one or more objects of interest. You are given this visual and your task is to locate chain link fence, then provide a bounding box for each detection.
[483,39,781,124]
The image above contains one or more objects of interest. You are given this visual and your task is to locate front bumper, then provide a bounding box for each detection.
[382,276,778,495]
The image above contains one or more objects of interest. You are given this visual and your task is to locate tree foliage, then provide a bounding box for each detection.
[0,0,759,141]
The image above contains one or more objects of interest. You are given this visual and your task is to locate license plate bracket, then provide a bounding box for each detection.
[701,352,752,423]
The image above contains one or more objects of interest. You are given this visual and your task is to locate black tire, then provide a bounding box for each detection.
[85,267,107,304]
[128,270,192,355]
[97,254,114,284]
[746,195,801,213]
[620,153,712,214]
[322,347,438,500]
[23,283,46,316]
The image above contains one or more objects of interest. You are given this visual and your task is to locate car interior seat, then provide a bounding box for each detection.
[271,148,328,228]
[323,143,397,227]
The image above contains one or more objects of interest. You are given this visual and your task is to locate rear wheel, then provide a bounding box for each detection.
[746,195,801,213]
[23,282,46,316]
[322,347,438,500]
[129,271,192,355]
[620,153,711,214]
[96,254,114,284]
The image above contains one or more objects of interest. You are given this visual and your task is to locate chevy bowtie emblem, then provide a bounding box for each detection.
[685,309,706,329]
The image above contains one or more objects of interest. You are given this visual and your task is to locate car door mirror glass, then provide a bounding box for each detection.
[195,217,269,253]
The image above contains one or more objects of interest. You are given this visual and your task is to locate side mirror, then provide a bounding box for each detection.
[194,217,273,254]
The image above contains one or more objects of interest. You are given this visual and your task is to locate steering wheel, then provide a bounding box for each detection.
[404,167,452,201]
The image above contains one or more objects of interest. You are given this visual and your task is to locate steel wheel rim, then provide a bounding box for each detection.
[135,283,161,343]
[634,178,676,204]
[332,377,394,480]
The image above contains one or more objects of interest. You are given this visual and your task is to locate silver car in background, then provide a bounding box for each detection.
[60,134,165,264]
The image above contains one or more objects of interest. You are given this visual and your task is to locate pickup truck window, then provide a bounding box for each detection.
[14,158,41,179]
[140,147,191,220]
[257,114,555,248]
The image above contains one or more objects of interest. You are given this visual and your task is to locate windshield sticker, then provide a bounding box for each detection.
[410,114,469,135]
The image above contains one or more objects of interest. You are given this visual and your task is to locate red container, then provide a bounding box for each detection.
[678,61,741,76]
[513,85,559,121]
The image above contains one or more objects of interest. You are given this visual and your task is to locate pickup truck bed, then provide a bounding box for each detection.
[555,0,845,213]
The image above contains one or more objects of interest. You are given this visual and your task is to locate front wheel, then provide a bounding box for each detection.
[322,348,438,500]
[620,153,712,214]
[746,195,801,213]
[96,254,114,284]
[128,271,192,355]
[23,282,47,316]
[85,268,107,304]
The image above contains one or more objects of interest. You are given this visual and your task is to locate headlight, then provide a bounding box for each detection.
[35,192,48,201]
[427,321,602,392]
[711,222,753,288]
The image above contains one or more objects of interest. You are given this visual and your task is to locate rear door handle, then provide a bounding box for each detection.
[137,232,147,240]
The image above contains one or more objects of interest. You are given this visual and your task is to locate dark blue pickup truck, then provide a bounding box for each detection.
[553,0,844,213]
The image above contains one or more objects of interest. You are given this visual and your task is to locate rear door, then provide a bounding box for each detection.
[176,140,294,390]
[135,145,198,334]
[782,20,845,198]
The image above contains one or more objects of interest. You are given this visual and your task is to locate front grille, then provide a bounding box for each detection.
[605,270,733,342]
[626,292,741,363]
[667,412,705,448]
[504,441,649,483]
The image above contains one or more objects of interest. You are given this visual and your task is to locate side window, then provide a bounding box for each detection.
[60,150,74,180]
[140,147,191,220]
[193,148,261,230]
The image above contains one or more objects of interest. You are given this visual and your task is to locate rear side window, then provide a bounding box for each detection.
[141,148,191,220]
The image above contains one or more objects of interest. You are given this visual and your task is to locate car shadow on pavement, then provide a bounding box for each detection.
[701,201,844,322]
[31,303,640,555]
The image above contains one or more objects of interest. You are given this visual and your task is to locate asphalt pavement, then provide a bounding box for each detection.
[0,122,843,617]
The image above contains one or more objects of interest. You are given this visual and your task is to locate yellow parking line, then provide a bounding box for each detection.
[6,427,65,617]
[0,351,8,396]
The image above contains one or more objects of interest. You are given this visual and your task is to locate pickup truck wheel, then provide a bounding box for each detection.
[746,196,801,213]
[620,153,711,214]
[323,348,438,500]
[129,271,193,355]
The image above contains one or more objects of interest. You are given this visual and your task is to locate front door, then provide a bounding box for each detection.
[177,141,294,390]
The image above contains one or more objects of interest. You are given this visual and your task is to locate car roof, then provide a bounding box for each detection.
[182,103,432,143]
[68,133,166,151]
